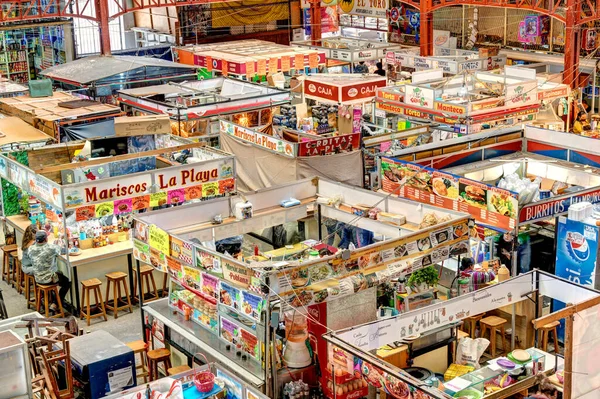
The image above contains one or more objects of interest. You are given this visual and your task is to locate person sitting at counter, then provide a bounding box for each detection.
[19,224,37,275]
[354,61,369,74]
[23,230,70,313]
[573,111,591,134]
[459,257,495,291]
[526,374,559,399]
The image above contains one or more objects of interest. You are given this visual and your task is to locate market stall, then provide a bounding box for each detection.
[40,55,199,101]
[375,66,543,135]
[384,51,507,83]
[132,176,472,395]
[0,126,236,313]
[322,269,600,399]
[173,40,326,80]
[117,77,291,145]
[292,37,406,73]
[219,119,363,190]
[0,91,122,140]
[103,365,270,399]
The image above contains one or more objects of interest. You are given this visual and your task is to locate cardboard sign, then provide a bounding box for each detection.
[149,224,170,256]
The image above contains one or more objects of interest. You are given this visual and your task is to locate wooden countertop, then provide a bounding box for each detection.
[5,214,32,234]
[59,240,132,267]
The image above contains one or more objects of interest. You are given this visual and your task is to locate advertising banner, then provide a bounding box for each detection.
[403,85,435,109]
[220,120,296,157]
[381,157,518,231]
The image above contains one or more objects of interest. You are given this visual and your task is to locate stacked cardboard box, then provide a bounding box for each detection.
[0,92,121,138]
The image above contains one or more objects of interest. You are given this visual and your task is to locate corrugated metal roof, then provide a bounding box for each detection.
[41,55,197,85]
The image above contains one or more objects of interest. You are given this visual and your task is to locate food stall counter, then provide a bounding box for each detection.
[5,214,31,234]
[59,240,132,267]
[142,298,265,387]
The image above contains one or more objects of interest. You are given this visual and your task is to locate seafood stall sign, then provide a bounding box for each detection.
[380,157,518,232]
[335,273,533,351]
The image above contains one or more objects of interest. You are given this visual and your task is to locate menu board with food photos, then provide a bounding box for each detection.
[219,281,241,311]
[276,217,470,308]
[380,157,518,232]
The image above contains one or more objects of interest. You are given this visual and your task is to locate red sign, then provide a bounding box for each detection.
[380,157,518,231]
[298,133,361,156]
[519,187,600,223]
[304,80,339,102]
[341,80,387,102]
[377,88,402,102]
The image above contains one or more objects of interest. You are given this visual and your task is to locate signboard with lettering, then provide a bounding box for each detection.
[304,79,338,102]
[505,81,538,107]
[339,0,388,18]
[381,157,518,231]
[403,85,435,109]
[298,133,361,156]
[220,120,297,157]
[340,79,387,102]
[519,187,600,223]
[336,273,533,351]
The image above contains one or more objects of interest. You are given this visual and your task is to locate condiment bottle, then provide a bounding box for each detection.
[498,264,510,282]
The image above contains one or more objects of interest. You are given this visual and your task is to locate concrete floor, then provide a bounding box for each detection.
[1,279,144,343]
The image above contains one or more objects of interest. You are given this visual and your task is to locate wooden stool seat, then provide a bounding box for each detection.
[127,340,149,384]
[23,273,37,309]
[134,265,159,303]
[167,365,191,376]
[147,348,172,381]
[532,320,560,353]
[462,313,485,339]
[1,244,18,284]
[105,272,133,319]
[80,278,107,326]
[36,283,65,318]
[481,316,508,357]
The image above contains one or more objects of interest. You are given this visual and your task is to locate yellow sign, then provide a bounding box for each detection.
[149,224,170,256]
[434,101,467,115]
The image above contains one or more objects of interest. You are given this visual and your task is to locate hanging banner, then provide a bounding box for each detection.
[220,120,297,157]
[338,0,388,18]
[298,133,361,156]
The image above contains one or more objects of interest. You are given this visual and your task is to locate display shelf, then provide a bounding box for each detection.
[143,298,265,386]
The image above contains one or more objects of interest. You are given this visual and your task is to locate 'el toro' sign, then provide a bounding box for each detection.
[63,159,234,207]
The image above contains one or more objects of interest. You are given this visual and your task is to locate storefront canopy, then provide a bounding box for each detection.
[41,55,198,87]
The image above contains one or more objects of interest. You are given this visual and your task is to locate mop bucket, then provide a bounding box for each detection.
[193,353,215,393]
[378,306,399,319]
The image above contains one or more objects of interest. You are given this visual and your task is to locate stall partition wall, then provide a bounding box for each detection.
[219,125,363,192]
[326,271,600,399]
[524,125,600,167]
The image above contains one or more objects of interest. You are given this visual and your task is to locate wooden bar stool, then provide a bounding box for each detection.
[1,244,18,283]
[462,313,486,338]
[147,348,172,381]
[8,250,18,288]
[13,257,23,294]
[134,265,159,303]
[167,365,191,376]
[80,278,108,326]
[36,283,65,318]
[480,316,508,357]
[126,340,149,384]
[532,321,560,353]
[105,272,133,319]
[23,273,37,309]
[162,273,169,298]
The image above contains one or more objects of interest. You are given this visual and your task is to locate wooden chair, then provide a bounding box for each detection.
[532,320,560,354]
[80,278,107,326]
[105,272,133,319]
[147,348,172,381]
[23,273,37,309]
[36,284,65,318]
[1,244,17,283]
[40,336,74,399]
[126,340,149,384]
[133,265,159,303]
[480,316,508,357]
[162,272,169,298]
[461,313,486,338]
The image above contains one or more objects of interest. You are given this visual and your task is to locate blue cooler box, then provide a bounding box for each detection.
[69,330,137,398]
